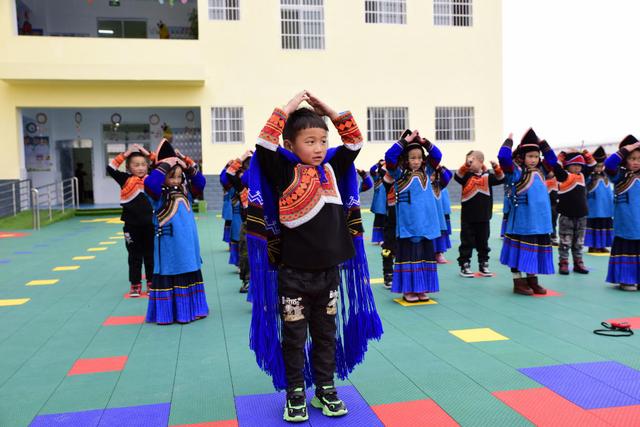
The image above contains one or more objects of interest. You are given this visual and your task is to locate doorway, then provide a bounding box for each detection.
[57,139,94,205]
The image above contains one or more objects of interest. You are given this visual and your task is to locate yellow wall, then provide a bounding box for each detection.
[1,0,502,179]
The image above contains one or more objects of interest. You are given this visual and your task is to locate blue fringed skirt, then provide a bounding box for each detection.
[433,231,451,253]
[585,217,614,248]
[146,270,209,324]
[500,214,508,238]
[371,213,386,243]
[500,233,554,274]
[223,220,232,243]
[445,214,452,236]
[229,241,239,266]
[606,236,640,285]
[392,238,439,294]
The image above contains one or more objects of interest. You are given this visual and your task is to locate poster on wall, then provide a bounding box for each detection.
[24,136,51,171]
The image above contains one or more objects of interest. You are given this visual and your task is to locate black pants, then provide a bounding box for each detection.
[123,224,154,285]
[279,266,339,388]
[458,221,491,266]
[238,222,250,283]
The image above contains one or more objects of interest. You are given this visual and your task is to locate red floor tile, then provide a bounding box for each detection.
[533,289,563,298]
[493,388,610,426]
[67,356,128,376]
[372,399,459,426]
[590,405,640,426]
[171,421,238,427]
[103,316,146,326]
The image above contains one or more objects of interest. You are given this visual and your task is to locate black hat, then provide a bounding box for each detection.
[562,152,586,168]
[518,128,540,154]
[155,138,177,162]
[593,146,607,163]
[619,134,638,150]
[404,141,425,155]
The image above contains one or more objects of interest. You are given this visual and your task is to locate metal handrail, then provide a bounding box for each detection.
[30,177,78,230]
[0,179,31,217]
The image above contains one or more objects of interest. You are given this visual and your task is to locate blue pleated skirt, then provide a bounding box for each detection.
[500,233,554,274]
[392,238,439,294]
[146,270,209,324]
[606,237,640,285]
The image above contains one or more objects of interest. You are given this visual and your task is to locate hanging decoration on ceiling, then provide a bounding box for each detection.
[74,112,83,138]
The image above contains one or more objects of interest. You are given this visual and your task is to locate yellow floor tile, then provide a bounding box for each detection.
[87,247,107,252]
[26,279,59,286]
[52,266,80,271]
[99,241,117,245]
[73,256,96,260]
[116,232,124,235]
[393,298,438,307]
[586,252,609,257]
[109,236,124,240]
[0,298,30,307]
[370,278,384,284]
[449,328,509,343]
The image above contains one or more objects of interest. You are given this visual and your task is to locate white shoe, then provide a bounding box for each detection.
[620,284,638,291]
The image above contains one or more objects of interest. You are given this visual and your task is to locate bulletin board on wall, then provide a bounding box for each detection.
[24,136,51,172]
[103,123,151,173]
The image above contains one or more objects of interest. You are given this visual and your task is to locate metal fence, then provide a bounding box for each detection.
[31,178,79,230]
[0,179,32,218]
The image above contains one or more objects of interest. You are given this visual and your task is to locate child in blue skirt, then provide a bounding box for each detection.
[144,139,209,324]
[369,160,387,245]
[432,166,453,264]
[498,130,560,295]
[604,136,640,291]
[385,130,442,303]
[586,146,614,253]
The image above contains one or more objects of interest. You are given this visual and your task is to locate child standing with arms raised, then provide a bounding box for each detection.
[385,130,442,303]
[605,136,640,291]
[499,130,560,295]
[144,139,209,324]
[247,91,382,422]
[107,144,155,297]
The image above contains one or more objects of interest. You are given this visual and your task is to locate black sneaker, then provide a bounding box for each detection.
[311,385,348,417]
[239,281,249,293]
[478,262,492,277]
[459,263,474,278]
[283,387,308,423]
[383,274,392,290]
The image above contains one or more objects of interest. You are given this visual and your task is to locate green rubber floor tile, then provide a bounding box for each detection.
[39,372,120,415]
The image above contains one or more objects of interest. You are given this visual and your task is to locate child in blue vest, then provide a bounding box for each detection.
[385,130,442,303]
[222,161,243,270]
[604,136,640,291]
[381,173,397,289]
[369,160,387,245]
[432,166,453,264]
[498,129,560,295]
[586,146,614,253]
[144,139,209,324]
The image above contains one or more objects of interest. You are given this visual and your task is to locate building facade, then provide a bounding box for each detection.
[0,0,502,207]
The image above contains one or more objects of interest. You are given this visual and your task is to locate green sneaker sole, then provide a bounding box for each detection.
[310,396,348,417]
[283,408,308,423]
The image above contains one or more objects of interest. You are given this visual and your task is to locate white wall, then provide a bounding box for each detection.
[18,0,196,37]
[503,0,640,147]
[22,107,200,205]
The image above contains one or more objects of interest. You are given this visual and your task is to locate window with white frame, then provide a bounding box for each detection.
[367,107,409,143]
[280,0,325,50]
[208,0,240,21]
[435,107,474,141]
[211,107,244,143]
[433,0,473,27]
[365,0,407,24]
